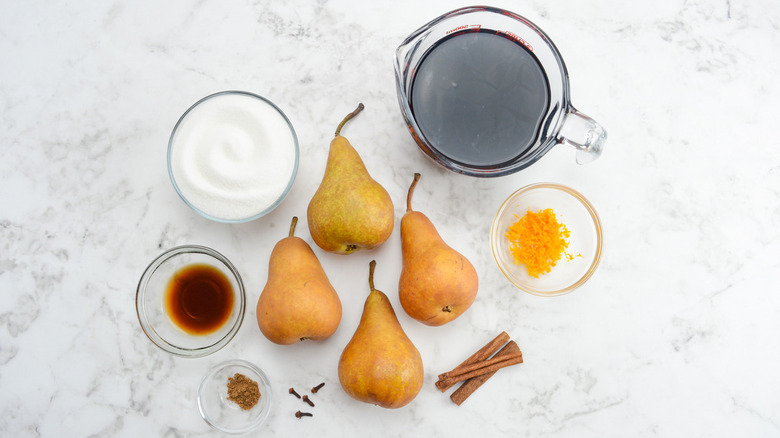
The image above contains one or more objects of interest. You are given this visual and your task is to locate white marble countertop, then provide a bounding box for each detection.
[2,0,779,436]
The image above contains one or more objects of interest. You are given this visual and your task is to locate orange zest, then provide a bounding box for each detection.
[506,208,575,278]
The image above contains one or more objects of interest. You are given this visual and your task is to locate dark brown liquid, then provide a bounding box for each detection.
[411,31,550,167]
[165,264,234,335]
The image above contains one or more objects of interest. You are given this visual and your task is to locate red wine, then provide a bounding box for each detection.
[410,31,550,167]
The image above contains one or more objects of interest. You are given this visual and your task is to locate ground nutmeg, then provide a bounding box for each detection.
[227,373,261,410]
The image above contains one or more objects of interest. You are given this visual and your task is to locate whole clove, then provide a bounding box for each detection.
[295,410,313,419]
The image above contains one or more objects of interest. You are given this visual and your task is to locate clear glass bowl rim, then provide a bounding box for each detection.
[135,245,246,357]
[197,359,273,434]
[490,182,603,296]
[167,90,300,223]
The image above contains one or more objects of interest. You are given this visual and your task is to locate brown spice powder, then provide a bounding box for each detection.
[227,373,261,410]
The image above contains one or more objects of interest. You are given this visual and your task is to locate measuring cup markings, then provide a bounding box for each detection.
[497,30,533,51]
[395,6,606,177]
[445,24,481,35]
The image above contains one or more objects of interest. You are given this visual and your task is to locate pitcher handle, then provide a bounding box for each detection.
[558,107,607,164]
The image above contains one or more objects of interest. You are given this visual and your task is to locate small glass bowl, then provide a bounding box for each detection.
[167,90,299,223]
[198,360,273,434]
[136,245,246,357]
[490,183,603,296]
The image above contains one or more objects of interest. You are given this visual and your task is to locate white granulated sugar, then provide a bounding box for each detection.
[170,93,297,220]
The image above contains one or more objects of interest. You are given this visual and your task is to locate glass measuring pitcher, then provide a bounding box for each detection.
[394,6,607,177]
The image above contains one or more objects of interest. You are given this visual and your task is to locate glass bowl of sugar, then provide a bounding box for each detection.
[168,91,299,223]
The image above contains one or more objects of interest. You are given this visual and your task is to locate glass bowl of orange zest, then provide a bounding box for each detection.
[491,183,603,296]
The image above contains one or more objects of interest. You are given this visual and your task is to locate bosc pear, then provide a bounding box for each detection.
[399,173,479,326]
[256,217,342,345]
[307,104,394,254]
[338,260,424,409]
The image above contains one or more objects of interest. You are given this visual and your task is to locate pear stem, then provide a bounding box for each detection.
[289,216,298,237]
[334,103,364,137]
[368,260,377,292]
[407,173,421,212]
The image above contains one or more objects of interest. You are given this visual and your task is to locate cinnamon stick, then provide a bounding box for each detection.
[450,331,510,373]
[438,351,523,381]
[436,352,523,392]
[450,341,520,405]
[433,332,508,392]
